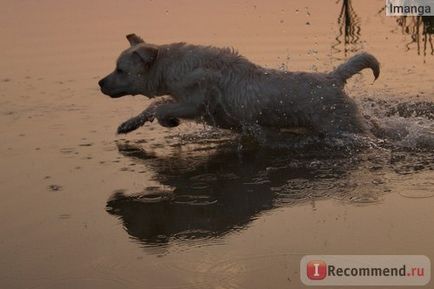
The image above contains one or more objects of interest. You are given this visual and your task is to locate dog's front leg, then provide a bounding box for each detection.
[117,98,179,134]
[117,106,157,134]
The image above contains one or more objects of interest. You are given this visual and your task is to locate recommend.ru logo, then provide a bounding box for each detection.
[300,255,430,286]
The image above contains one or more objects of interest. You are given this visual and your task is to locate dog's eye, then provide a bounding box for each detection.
[116,68,124,74]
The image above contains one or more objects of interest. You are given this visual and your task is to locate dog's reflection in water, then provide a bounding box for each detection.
[106,142,377,246]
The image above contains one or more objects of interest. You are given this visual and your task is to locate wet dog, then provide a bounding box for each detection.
[99,34,380,137]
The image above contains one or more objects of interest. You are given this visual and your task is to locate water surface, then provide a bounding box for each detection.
[0,0,433,288]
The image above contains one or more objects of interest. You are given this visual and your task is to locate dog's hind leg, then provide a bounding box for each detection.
[313,103,369,136]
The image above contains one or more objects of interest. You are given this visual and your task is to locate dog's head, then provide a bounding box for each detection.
[98,34,159,98]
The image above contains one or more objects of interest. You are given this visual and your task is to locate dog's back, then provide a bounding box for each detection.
[156,44,380,135]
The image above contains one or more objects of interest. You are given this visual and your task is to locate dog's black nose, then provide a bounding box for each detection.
[98,78,105,87]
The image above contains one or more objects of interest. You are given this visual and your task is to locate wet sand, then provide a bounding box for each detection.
[0,0,433,288]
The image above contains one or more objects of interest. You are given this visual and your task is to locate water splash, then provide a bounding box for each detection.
[361,98,434,151]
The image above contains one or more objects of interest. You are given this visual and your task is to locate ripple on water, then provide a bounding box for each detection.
[160,253,289,289]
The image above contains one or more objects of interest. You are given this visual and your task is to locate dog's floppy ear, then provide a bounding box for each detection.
[133,45,158,64]
[126,33,144,46]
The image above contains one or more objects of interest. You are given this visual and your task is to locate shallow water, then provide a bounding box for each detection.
[0,0,433,288]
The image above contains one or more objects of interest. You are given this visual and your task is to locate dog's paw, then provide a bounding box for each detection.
[158,117,180,128]
[117,113,155,134]
[117,118,141,134]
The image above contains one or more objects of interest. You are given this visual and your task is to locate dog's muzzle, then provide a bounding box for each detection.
[98,77,123,98]
[98,78,107,89]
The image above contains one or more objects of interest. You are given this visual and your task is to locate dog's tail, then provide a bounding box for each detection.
[331,52,380,84]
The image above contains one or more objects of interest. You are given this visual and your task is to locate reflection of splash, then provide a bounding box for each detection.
[397,16,434,57]
[332,0,362,57]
